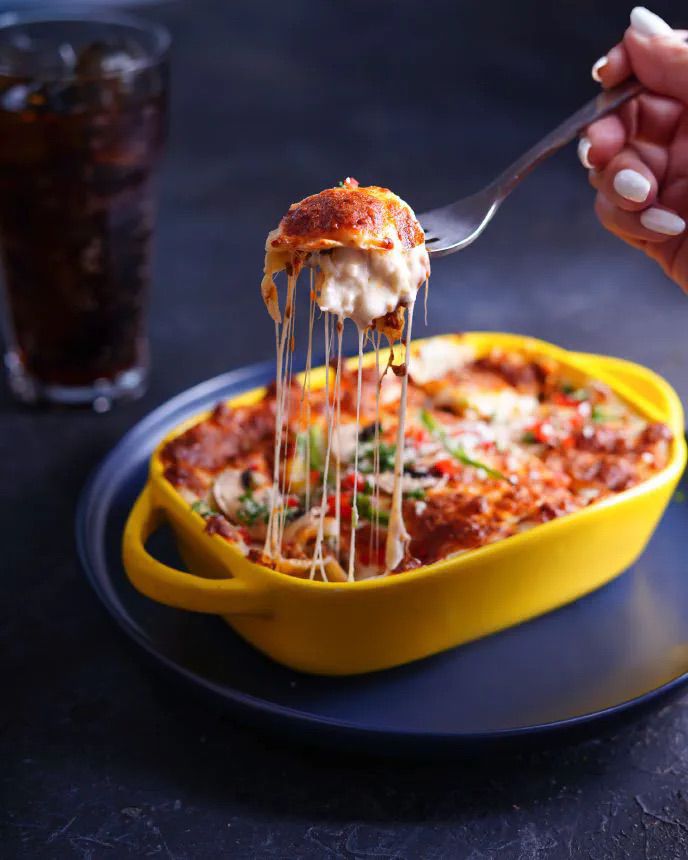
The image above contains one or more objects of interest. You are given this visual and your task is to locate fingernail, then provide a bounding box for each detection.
[630,7,672,37]
[640,207,686,236]
[591,56,608,82]
[577,137,593,169]
[613,168,651,202]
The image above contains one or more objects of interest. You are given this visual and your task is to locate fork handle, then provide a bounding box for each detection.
[492,77,643,198]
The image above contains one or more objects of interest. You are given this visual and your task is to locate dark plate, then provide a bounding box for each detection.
[76,362,688,753]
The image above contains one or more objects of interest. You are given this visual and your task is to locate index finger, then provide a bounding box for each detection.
[592,42,631,88]
[585,114,627,167]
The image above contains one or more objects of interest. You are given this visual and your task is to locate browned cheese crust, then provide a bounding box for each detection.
[268,183,425,253]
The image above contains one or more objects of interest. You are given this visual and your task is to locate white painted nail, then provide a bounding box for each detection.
[591,56,608,82]
[630,7,672,37]
[640,207,686,236]
[577,137,593,169]
[613,168,651,202]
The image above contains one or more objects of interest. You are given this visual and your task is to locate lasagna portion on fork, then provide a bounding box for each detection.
[261,177,430,334]
[259,178,431,578]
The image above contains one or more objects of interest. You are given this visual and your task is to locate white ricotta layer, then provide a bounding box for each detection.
[409,339,475,385]
[311,245,430,330]
[465,390,540,424]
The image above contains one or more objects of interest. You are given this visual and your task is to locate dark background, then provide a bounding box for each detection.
[4,0,688,857]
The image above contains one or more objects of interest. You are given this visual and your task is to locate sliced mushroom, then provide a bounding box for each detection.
[283,511,338,547]
[212,467,272,539]
[212,468,246,521]
[409,339,474,385]
[332,421,359,464]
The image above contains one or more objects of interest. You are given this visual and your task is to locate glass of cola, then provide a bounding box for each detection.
[0,10,169,408]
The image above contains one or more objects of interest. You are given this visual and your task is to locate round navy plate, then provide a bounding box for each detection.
[76,363,688,753]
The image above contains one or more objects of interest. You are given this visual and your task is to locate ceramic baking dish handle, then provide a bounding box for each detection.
[570,352,684,436]
[123,484,271,615]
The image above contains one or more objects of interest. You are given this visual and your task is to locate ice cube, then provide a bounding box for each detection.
[0,83,36,111]
[0,32,78,79]
[0,80,80,114]
[76,39,147,79]
[58,42,78,71]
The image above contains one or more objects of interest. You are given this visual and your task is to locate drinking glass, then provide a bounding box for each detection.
[0,10,169,408]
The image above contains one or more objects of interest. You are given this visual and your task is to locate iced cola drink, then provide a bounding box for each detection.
[0,13,168,406]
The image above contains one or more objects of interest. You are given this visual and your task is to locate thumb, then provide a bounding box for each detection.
[624,9,688,104]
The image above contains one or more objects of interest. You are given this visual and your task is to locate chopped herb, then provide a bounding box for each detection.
[308,424,325,471]
[295,433,320,482]
[359,441,396,473]
[357,494,390,525]
[378,443,396,472]
[456,451,506,479]
[420,408,506,480]
[591,406,612,423]
[191,499,215,518]
[673,489,686,504]
[419,408,440,434]
[404,488,426,500]
[284,505,303,522]
[521,430,537,444]
[561,383,588,401]
[236,491,269,526]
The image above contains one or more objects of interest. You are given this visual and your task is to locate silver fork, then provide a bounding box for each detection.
[419,77,643,257]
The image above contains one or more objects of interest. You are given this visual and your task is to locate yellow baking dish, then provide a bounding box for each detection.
[122,333,686,675]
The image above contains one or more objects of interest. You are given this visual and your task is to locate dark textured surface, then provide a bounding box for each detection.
[3,0,688,857]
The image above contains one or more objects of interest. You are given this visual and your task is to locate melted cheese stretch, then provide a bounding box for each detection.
[265,264,428,578]
[385,300,415,571]
[263,273,297,559]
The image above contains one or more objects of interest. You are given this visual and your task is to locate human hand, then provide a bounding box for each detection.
[579,7,688,291]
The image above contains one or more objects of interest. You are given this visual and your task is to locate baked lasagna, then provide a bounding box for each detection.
[162,338,673,582]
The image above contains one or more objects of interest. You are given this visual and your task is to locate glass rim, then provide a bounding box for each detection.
[0,8,170,80]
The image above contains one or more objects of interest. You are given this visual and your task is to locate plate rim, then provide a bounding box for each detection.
[75,362,688,746]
